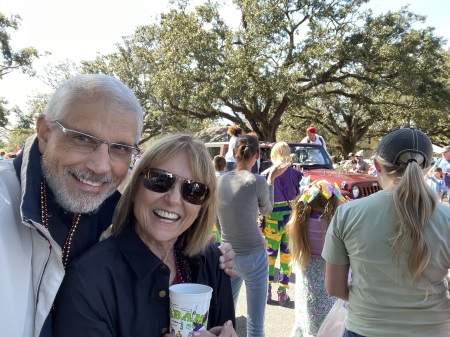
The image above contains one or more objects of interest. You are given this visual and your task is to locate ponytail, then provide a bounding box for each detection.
[234,135,259,163]
[375,153,437,284]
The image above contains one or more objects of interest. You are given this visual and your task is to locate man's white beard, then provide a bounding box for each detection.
[41,158,119,214]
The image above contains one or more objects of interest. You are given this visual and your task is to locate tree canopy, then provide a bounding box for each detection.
[80,0,450,151]
[0,12,39,129]
[0,12,39,79]
[5,1,450,153]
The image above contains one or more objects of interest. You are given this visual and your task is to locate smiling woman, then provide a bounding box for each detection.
[53,133,237,337]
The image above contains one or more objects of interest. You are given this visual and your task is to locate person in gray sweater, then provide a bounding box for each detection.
[217,135,288,337]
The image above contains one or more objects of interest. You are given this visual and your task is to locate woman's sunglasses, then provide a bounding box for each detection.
[141,168,209,205]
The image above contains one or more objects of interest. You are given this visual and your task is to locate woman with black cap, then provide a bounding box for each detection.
[322,128,450,337]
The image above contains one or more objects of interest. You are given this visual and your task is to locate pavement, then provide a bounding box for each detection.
[234,268,296,337]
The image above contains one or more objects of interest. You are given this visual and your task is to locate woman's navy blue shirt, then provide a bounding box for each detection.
[53,225,235,337]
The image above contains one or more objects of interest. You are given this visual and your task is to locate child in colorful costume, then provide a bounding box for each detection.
[289,176,345,337]
[260,142,303,305]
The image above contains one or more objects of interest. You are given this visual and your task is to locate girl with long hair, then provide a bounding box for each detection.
[288,178,344,336]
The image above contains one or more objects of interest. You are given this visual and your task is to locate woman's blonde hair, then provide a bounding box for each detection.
[375,153,437,284]
[288,180,341,270]
[270,142,291,165]
[111,134,217,257]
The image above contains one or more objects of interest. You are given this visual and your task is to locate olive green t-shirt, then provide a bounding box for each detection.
[323,189,450,337]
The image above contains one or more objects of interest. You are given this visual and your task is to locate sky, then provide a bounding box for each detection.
[1,0,450,118]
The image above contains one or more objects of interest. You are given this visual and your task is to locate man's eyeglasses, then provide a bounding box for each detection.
[142,168,209,205]
[53,120,140,163]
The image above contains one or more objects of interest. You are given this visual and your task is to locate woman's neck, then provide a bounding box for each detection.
[135,225,178,284]
[135,225,176,262]
[235,160,255,172]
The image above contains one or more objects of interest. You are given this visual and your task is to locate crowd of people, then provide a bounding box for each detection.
[0,150,18,160]
[2,74,450,337]
[216,125,450,337]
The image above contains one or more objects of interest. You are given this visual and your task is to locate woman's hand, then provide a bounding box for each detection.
[164,320,237,337]
[218,242,237,277]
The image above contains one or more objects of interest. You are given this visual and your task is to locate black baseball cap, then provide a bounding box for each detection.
[375,128,433,168]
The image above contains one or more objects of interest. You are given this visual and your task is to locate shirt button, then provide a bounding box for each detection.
[159,290,167,298]
[161,328,168,335]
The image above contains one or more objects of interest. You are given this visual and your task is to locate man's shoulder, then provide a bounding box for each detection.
[317,134,325,144]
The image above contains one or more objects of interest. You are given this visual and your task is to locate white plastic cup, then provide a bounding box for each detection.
[169,283,213,337]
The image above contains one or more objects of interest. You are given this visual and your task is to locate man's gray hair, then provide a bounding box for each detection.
[42,74,144,143]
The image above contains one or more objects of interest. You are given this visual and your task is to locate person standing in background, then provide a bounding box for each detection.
[323,128,450,337]
[342,153,355,170]
[434,146,450,203]
[426,167,446,202]
[218,135,288,337]
[213,155,227,178]
[225,125,244,172]
[300,126,328,154]
[330,156,340,170]
[247,131,261,174]
[288,178,345,337]
[354,151,369,173]
[213,155,227,244]
[260,142,303,306]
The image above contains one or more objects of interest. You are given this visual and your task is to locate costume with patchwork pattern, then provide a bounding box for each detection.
[260,166,302,302]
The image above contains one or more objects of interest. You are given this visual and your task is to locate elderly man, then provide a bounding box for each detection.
[0,74,235,337]
[434,146,450,202]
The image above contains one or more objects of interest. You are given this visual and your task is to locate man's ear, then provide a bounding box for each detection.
[36,116,51,154]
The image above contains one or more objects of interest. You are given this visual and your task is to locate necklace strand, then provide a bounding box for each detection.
[173,247,184,284]
[41,178,81,267]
